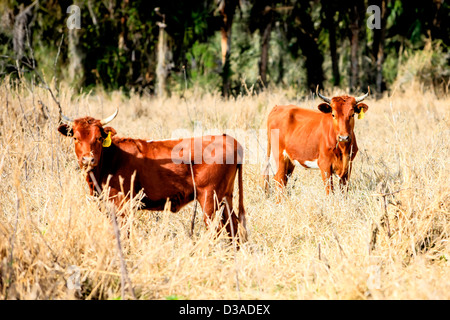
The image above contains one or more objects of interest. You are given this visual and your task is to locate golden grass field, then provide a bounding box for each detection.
[0,79,449,300]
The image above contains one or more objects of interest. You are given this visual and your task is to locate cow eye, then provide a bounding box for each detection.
[332,114,336,118]
[73,137,78,142]
[97,137,103,142]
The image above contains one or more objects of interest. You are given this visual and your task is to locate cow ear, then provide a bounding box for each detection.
[318,103,332,114]
[58,124,73,137]
[355,103,369,114]
[102,126,117,138]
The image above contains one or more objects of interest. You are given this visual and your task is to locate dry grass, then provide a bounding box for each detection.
[0,79,449,300]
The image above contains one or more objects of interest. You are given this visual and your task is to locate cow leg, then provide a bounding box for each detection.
[319,163,333,195]
[262,157,271,195]
[284,160,296,196]
[199,194,215,230]
[273,154,295,202]
[340,147,356,192]
[285,160,295,178]
[263,133,272,195]
[339,158,354,192]
[197,191,240,244]
[197,190,222,238]
[221,195,240,244]
[339,171,349,192]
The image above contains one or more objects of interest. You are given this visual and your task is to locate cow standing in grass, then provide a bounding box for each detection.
[58,109,247,244]
[264,88,370,195]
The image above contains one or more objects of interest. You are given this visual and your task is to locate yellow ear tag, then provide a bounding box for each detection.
[358,109,365,120]
[102,132,112,147]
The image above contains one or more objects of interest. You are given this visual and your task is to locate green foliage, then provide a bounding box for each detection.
[185,40,221,90]
[0,1,448,96]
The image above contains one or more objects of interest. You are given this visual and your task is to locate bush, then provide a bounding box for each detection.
[394,40,450,95]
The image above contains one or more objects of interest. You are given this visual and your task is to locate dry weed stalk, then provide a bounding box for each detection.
[89,172,136,300]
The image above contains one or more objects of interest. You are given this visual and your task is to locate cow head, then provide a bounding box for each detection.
[316,87,369,144]
[58,109,118,171]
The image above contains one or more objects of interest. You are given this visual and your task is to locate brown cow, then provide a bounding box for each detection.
[264,88,369,195]
[58,109,247,243]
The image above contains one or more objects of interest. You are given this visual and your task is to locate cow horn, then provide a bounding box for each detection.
[316,85,331,104]
[355,87,370,103]
[100,108,118,126]
[60,112,74,124]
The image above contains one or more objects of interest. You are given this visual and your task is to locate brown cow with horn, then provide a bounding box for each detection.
[58,109,247,244]
[264,87,370,195]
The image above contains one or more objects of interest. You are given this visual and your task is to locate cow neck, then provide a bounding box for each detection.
[87,143,117,194]
[325,118,353,158]
[336,141,353,155]
[334,140,355,176]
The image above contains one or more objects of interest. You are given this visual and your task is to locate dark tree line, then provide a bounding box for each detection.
[0,0,448,97]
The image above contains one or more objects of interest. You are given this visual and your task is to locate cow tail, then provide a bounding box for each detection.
[237,163,248,243]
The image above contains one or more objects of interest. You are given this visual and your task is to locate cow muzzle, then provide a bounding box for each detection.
[338,135,350,142]
[81,156,97,169]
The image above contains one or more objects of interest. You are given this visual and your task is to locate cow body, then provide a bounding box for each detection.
[58,115,247,243]
[264,91,369,195]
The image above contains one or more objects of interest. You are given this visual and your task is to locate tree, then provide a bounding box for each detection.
[287,1,324,91]
[218,0,240,98]
[346,0,366,90]
[12,1,38,62]
[0,0,448,96]
[249,0,276,87]
[155,8,169,98]
[370,0,389,93]
[322,0,340,86]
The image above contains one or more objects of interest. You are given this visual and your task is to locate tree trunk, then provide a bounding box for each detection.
[348,2,364,90]
[375,0,388,93]
[324,3,340,86]
[430,0,446,45]
[156,20,168,98]
[219,0,239,98]
[349,27,359,90]
[259,20,272,87]
[301,35,324,92]
[118,0,130,87]
[13,2,38,62]
[369,0,389,94]
[291,3,324,92]
[220,23,232,67]
[220,27,232,98]
[65,1,84,88]
[118,0,128,52]
[68,28,84,88]
[329,27,340,87]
